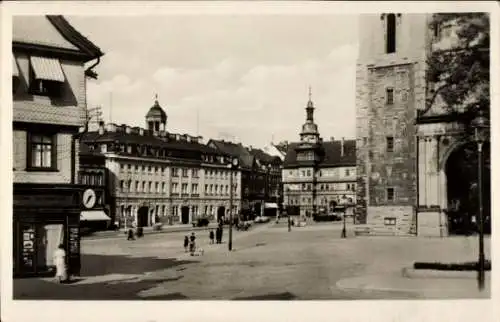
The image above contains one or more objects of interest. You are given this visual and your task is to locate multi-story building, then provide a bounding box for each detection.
[78,143,112,231]
[283,92,356,218]
[12,15,103,277]
[79,98,241,228]
[355,13,490,236]
[207,140,283,220]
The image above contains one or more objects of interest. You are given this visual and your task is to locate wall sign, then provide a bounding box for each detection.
[21,225,35,270]
[68,227,79,255]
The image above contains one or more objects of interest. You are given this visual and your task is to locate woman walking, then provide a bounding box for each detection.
[53,244,67,283]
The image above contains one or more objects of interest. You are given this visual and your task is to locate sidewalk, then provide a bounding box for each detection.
[83,223,220,240]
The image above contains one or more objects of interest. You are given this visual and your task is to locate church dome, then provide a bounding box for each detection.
[146,99,167,123]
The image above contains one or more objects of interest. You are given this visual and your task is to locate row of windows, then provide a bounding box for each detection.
[120,204,239,217]
[287,195,354,206]
[286,183,356,192]
[119,163,237,179]
[288,168,354,178]
[204,184,238,196]
[120,180,199,194]
[79,172,104,186]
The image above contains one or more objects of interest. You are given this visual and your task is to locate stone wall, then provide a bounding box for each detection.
[366,205,415,235]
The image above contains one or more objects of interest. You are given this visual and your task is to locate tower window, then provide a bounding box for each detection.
[386,13,396,53]
[386,136,394,152]
[386,88,394,105]
[387,187,395,201]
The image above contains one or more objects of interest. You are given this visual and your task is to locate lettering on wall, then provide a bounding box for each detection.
[22,225,35,270]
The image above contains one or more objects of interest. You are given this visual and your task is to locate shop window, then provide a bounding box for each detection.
[27,133,56,170]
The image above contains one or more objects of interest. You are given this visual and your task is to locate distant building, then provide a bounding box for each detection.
[12,15,103,277]
[207,140,283,219]
[80,98,240,228]
[282,92,356,218]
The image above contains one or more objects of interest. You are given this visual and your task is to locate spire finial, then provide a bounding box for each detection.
[308,86,312,101]
[155,93,158,101]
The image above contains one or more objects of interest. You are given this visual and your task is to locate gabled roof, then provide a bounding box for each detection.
[248,147,282,165]
[207,140,255,169]
[13,15,103,62]
[283,139,356,168]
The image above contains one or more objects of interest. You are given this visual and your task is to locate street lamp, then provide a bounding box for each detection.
[228,157,239,251]
[471,109,489,291]
[340,196,347,239]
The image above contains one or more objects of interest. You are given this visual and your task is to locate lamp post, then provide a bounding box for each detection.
[228,157,239,251]
[341,197,347,239]
[471,110,489,291]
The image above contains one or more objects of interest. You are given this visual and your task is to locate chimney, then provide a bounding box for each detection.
[330,136,334,142]
[106,123,117,132]
[98,121,105,135]
[139,128,144,136]
[341,137,345,157]
[125,126,131,134]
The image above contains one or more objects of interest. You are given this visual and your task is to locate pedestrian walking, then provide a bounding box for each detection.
[189,232,196,256]
[216,226,221,244]
[53,244,67,283]
[209,229,215,244]
[184,235,189,252]
[127,228,135,241]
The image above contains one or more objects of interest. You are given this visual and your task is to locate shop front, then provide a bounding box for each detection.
[13,183,83,278]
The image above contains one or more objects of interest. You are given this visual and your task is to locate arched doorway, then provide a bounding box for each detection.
[181,206,190,224]
[445,141,490,235]
[137,206,149,227]
[217,206,225,222]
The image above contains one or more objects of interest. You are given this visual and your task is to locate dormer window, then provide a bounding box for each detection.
[29,56,65,97]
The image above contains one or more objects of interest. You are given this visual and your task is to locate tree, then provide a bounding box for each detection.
[426,13,490,126]
[426,13,491,234]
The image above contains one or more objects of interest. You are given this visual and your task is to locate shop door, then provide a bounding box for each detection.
[137,207,149,227]
[181,206,190,224]
[36,224,64,270]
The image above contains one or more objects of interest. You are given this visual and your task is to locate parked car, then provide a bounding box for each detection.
[254,216,270,223]
[236,221,252,231]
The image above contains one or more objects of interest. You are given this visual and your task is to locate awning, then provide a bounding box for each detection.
[265,203,278,209]
[13,56,19,77]
[80,210,111,222]
[30,56,65,82]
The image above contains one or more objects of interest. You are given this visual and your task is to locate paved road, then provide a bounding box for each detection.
[14,223,488,300]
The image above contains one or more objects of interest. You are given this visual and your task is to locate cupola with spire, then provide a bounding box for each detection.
[300,87,321,144]
[146,94,167,132]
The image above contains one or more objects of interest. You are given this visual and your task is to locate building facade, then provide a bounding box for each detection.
[355,13,490,236]
[283,93,356,218]
[80,99,242,228]
[207,140,283,220]
[12,15,103,277]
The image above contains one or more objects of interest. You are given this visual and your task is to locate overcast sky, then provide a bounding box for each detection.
[68,15,359,148]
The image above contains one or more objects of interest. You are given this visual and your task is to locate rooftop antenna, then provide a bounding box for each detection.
[196,107,200,137]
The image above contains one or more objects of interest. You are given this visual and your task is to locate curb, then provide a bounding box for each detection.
[402,267,491,280]
[82,224,219,240]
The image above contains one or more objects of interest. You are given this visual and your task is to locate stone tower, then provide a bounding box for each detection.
[355,14,431,235]
[146,94,167,132]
